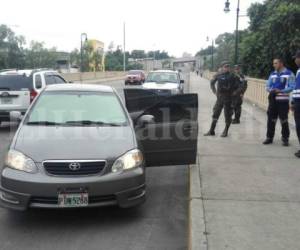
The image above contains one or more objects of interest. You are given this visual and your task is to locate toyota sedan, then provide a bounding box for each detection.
[0,84,198,210]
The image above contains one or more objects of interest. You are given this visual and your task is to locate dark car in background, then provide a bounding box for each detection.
[125,70,145,85]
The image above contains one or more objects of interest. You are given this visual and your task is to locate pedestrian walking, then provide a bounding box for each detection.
[263,58,295,146]
[232,65,248,124]
[204,61,241,137]
[292,51,300,157]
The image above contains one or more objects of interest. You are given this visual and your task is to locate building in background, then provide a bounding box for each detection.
[88,39,105,72]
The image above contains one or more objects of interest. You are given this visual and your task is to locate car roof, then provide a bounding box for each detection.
[149,70,177,73]
[0,69,60,77]
[44,83,114,93]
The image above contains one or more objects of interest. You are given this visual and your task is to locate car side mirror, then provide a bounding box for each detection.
[10,111,23,122]
[180,80,184,84]
[137,115,155,127]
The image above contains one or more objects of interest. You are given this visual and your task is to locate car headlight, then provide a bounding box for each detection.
[111,149,143,173]
[5,150,38,173]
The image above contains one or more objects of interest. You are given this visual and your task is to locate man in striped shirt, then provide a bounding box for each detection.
[292,51,300,157]
[263,58,295,146]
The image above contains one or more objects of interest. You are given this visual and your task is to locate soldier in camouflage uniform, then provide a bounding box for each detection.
[232,65,248,124]
[204,62,241,137]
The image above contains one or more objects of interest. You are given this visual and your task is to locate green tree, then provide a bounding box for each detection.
[131,50,146,59]
[24,41,58,69]
[241,1,300,78]
[0,24,25,69]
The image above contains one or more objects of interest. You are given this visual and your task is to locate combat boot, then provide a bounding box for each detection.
[221,124,230,137]
[232,119,240,124]
[204,120,217,136]
[262,138,273,145]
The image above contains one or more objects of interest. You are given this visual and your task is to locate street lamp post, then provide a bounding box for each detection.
[80,33,88,73]
[224,0,240,65]
[207,37,214,71]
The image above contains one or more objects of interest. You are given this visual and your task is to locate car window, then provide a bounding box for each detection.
[35,74,42,89]
[0,75,32,90]
[146,72,179,83]
[27,91,128,125]
[53,75,66,84]
[45,75,56,85]
[128,71,141,75]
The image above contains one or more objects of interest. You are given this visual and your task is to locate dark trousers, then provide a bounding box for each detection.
[212,95,233,125]
[267,100,290,140]
[294,100,300,144]
[233,95,243,120]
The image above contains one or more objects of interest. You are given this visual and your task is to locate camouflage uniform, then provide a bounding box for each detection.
[232,72,248,123]
[205,71,241,137]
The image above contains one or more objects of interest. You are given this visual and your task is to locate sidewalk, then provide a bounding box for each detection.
[189,73,300,250]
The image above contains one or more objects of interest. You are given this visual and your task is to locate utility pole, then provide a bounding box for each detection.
[211,39,214,71]
[207,36,214,71]
[123,22,126,72]
[224,0,241,65]
[235,0,240,65]
[80,33,88,83]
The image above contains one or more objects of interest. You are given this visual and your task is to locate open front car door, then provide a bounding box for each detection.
[124,88,198,167]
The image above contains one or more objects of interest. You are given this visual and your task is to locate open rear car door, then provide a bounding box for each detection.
[124,88,198,167]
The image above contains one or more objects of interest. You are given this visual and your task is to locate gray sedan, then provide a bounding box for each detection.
[0,84,198,211]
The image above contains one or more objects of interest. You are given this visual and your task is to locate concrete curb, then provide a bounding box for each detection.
[188,158,208,250]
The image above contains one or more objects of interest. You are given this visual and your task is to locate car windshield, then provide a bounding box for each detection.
[0,75,32,90]
[26,91,128,126]
[146,72,178,83]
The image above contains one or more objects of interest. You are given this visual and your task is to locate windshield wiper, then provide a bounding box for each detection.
[27,121,62,126]
[64,120,125,126]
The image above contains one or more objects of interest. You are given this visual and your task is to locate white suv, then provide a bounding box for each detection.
[143,70,184,96]
[0,69,67,124]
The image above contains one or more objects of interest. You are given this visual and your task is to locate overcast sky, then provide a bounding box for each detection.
[1,0,263,57]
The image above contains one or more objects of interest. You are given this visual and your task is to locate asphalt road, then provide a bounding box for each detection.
[0,76,190,250]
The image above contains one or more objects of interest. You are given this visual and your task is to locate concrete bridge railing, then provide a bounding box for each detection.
[61,71,126,82]
[203,71,268,110]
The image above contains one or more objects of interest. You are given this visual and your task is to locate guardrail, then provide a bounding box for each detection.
[61,71,127,82]
[203,71,268,110]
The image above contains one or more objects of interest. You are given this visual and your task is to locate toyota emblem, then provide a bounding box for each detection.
[69,162,81,171]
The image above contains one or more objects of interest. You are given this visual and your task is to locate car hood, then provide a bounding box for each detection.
[142,82,179,90]
[13,125,136,162]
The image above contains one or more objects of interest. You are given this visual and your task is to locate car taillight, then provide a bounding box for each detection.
[30,90,38,103]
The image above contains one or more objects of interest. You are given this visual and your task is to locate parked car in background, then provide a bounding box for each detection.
[125,70,145,85]
[142,70,184,96]
[0,69,67,124]
[0,84,198,210]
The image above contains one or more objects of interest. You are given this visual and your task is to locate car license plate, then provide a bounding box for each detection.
[58,193,89,207]
[1,98,13,104]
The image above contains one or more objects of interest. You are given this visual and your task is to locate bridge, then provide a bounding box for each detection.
[189,73,300,250]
